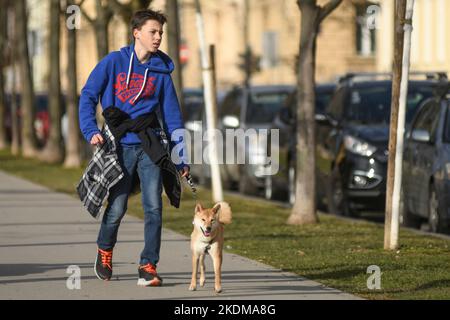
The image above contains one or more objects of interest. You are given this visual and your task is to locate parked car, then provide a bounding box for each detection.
[182,88,226,184]
[34,94,53,145]
[218,85,295,194]
[4,93,65,147]
[182,88,204,124]
[401,82,450,233]
[315,72,442,216]
[266,83,336,203]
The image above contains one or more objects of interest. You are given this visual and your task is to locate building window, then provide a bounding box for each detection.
[261,31,278,68]
[355,3,377,57]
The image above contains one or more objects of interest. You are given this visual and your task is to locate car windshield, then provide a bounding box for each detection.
[246,91,291,123]
[316,89,334,114]
[347,86,433,125]
[36,96,48,112]
[183,92,204,122]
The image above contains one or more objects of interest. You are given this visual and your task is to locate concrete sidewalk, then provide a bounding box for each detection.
[0,170,359,300]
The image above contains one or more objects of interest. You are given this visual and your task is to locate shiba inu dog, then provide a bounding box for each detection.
[189,202,232,293]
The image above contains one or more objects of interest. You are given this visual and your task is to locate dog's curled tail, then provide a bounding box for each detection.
[217,201,232,225]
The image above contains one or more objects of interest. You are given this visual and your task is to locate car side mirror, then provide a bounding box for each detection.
[315,113,336,126]
[222,115,239,128]
[411,129,431,143]
[185,120,202,132]
[405,130,411,140]
[279,107,294,125]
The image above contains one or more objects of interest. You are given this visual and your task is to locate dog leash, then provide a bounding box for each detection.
[185,173,197,199]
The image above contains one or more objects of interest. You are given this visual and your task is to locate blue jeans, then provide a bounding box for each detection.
[97,144,163,266]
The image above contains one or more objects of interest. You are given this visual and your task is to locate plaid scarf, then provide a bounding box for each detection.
[76,124,124,219]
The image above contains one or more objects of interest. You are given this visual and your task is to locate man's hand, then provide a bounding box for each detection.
[90,133,104,146]
[178,166,190,178]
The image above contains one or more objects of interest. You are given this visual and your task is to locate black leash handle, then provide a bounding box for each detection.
[185,173,197,196]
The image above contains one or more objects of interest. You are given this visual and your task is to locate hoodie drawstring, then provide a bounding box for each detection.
[126,51,134,89]
[126,51,149,104]
[131,68,149,104]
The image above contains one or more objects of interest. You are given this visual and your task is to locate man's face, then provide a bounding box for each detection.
[133,19,163,53]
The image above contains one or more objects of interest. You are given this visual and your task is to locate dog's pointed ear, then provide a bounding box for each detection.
[212,203,221,215]
[195,203,203,214]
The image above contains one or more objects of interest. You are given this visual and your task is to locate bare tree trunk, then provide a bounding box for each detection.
[0,67,6,150]
[243,0,251,88]
[165,0,184,110]
[40,0,63,163]
[15,0,38,157]
[64,0,81,168]
[80,0,113,61]
[0,3,8,150]
[95,0,110,60]
[288,0,342,225]
[8,3,20,155]
[288,2,320,225]
[10,66,20,156]
[109,0,153,30]
[384,0,408,249]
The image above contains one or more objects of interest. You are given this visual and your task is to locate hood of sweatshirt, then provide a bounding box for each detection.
[120,44,174,74]
[118,44,174,104]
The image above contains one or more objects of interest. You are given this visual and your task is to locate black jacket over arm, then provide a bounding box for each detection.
[102,106,181,208]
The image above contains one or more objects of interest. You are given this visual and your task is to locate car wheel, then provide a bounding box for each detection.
[399,187,421,228]
[264,176,273,200]
[288,161,296,205]
[238,167,257,195]
[328,167,356,217]
[220,165,233,190]
[428,185,448,233]
[198,169,207,186]
[315,172,328,211]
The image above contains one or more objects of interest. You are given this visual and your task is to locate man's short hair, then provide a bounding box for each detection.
[130,9,167,36]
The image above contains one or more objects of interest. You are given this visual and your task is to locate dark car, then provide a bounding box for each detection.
[265,83,336,203]
[182,88,205,182]
[182,88,226,184]
[401,83,450,233]
[218,85,294,194]
[315,73,441,216]
[4,93,65,147]
[182,88,204,123]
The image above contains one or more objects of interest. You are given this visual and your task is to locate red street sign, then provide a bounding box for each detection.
[180,43,189,65]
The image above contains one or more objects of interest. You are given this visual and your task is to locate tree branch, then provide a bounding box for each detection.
[105,7,114,22]
[297,0,317,11]
[318,0,342,23]
[78,0,94,25]
[80,8,94,25]
[96,0,113,22]
[108,0,126,16]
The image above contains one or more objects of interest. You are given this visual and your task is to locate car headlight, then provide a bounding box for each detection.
[344,135,376,157]
[247,144,268,165]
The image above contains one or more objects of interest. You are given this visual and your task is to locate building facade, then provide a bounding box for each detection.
[376,0,450,76]
[153,0,379,89]
[25,0,450,97]
[26,0,381,94]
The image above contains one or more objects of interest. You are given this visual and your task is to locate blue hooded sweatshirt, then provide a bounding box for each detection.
[79,44,187,169]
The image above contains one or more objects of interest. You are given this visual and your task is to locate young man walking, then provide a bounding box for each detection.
[79,9,189,286]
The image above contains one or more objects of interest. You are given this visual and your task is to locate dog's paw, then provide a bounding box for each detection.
[189,285,197,291]
[200,278,205,287]
[214,286,222,294]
